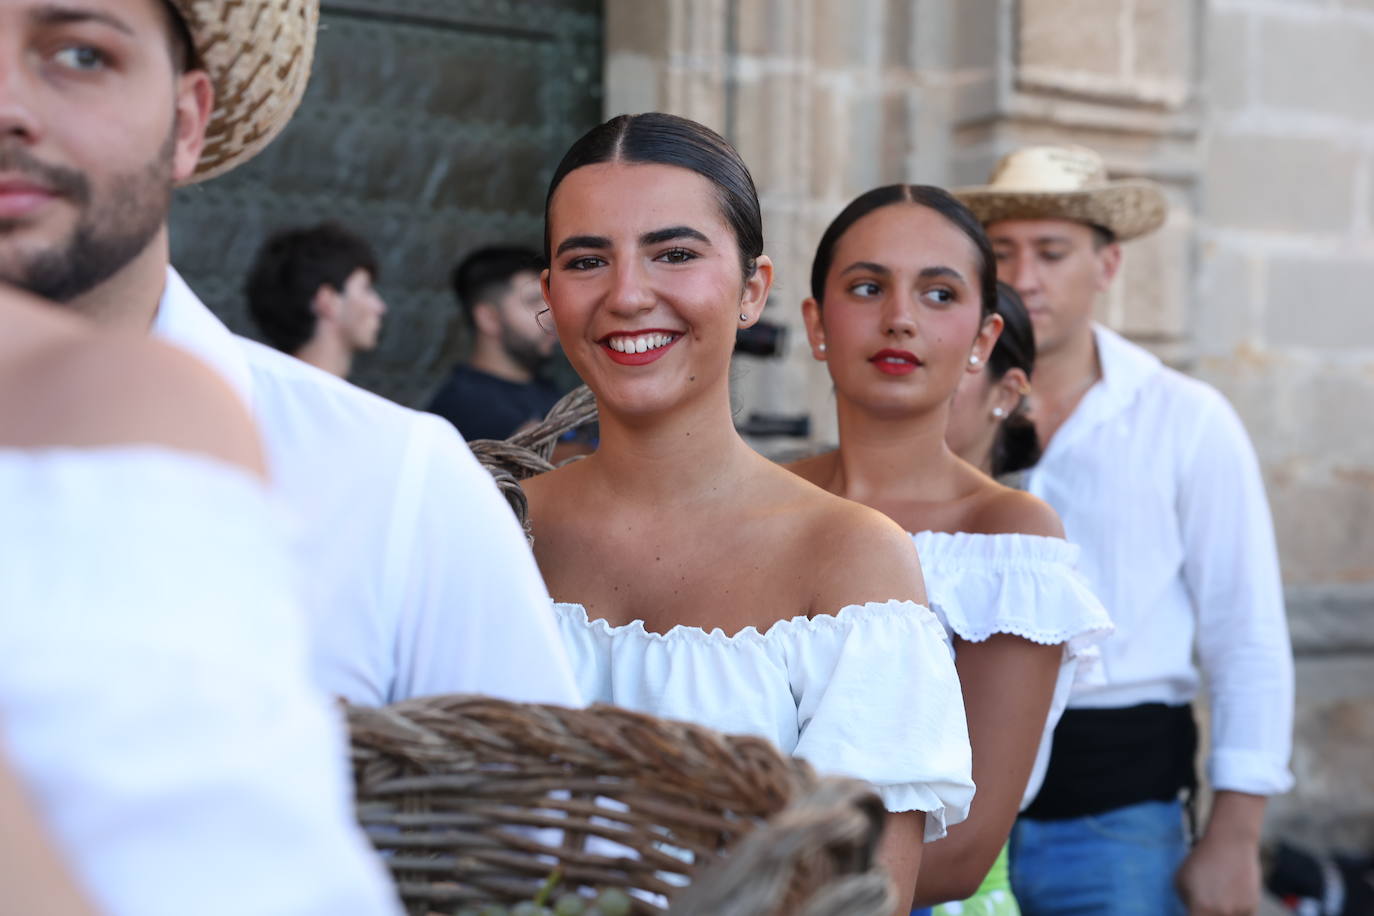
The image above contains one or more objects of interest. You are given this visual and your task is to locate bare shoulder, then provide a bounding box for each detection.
[965,481,1064,538]
[771,466,927,611]
[0,292,264,476]
[519,455,588,515]
[781,449,837,488]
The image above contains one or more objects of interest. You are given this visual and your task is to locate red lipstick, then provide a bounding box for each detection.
[600,330,682,366]
[870,348,921,376]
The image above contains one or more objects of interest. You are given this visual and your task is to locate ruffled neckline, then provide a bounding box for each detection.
[553,598,937,646]
[909,529,1080,568]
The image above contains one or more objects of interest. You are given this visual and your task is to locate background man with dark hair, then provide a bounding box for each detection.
[428,245,560,440]
[245,222,387,379]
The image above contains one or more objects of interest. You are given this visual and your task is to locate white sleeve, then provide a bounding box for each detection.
[0,452,401,916]
[385,413,583,707]
[788,601,975,841]
[1179,391,1295,795]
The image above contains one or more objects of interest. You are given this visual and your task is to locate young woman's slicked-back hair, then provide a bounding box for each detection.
[544,113,764,277]
[809,184,998,320]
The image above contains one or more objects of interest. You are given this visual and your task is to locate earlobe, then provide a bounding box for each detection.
[743,255,775,315]
[171,71,214,183]
[312,286,339,322]
[801,297,827,361]
[1098,242,1124,289]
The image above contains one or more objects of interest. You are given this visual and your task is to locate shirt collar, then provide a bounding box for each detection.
[1036,323,1164,463]
[151,267,255,409]
[1092,322,1162,410]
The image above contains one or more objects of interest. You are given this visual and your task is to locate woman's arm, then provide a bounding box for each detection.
[0,744,95,916]
[879,811,927,915]
[910,634,1061,906]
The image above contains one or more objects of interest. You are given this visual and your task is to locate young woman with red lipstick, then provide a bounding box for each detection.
[522,114,975,914]
[787,186,1112,916]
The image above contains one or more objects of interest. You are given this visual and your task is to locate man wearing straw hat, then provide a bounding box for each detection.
[957,147,1293,916]
[0,0,580,709]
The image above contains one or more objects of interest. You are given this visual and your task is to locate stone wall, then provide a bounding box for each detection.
[604,0,1374,854]
[1195,0,1374,851]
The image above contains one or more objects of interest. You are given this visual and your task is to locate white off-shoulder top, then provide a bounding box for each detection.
[909,531,1114,809]
[555,599,975,841]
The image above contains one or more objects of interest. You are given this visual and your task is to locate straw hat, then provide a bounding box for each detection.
[954,145,1168,242]
[167,0,320,183]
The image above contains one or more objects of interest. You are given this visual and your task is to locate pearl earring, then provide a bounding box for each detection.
[992,406,1007,419]
[740,313,749,322]
[818,343,827,354]
[968,354,981,367]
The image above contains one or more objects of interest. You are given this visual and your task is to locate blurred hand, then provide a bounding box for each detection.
[1175,831,1262,916]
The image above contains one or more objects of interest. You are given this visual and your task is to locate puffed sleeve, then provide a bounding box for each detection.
[785,601,974,841]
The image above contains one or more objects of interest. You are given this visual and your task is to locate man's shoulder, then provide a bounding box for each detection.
[235,335,466,462]
[1140,360,1232,424]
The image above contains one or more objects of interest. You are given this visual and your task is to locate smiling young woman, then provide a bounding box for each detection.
[786,186,1113,915]
[521,114,975,914]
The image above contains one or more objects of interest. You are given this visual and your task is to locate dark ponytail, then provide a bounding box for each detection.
[986,281,1042,478]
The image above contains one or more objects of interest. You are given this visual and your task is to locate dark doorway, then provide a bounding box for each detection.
[170,0,603,406]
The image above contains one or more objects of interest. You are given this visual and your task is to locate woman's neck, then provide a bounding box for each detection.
[826,394,961,506]
[585,380,759,506]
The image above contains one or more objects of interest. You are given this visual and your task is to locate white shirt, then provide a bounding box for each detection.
[153,268,581,708]
[555,600,975,841]
[1027,324,1294,795]
[910,531,1113,810]
[0,448,400,916]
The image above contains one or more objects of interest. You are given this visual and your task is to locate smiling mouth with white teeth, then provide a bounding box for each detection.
[605,332,679,354]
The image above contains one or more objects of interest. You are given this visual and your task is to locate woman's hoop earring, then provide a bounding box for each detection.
[536,308,555,334]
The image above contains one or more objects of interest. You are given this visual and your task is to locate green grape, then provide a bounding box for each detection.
[592,889,631,916]
[552,893,588,916]
[511,903,552,916]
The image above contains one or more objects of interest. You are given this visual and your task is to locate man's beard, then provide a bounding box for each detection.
[500,321,551,376]
[0,129,175,304]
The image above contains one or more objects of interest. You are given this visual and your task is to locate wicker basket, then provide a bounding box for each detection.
[349,696,894,915]
[466,386,598,533]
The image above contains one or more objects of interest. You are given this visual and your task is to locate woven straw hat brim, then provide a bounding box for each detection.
[953,181,1168,242]
[169,0,319,183]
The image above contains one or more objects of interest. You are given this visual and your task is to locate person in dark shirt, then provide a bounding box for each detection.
[428,246,560,441]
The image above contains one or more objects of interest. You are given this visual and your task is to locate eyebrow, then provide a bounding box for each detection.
[640,225,711,247]
[554,235,610,257]
[32,4,136,36]
[554,225,712,258]
[992,236,1072,247]
[917,266,967,283]
[839,262,966,284]
[840,261,892,277]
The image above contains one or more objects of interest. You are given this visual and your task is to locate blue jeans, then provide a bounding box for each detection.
[1009,799,1188,916]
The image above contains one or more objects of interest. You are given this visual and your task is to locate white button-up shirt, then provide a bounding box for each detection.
[153,268,581,708]
[1027,324,1294,796]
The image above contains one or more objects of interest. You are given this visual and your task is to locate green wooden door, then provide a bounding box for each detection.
[171,0,602,406]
